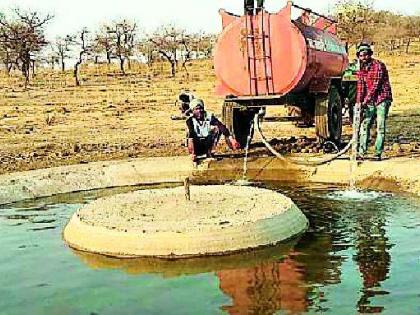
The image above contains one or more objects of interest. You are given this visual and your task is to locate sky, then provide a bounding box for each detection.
[0,0,419,39]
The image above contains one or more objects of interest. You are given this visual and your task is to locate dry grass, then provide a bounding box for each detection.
[0,52,418,174]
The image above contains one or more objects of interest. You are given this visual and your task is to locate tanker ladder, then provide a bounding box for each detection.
[254,109,360,167]
[244,6,274,96]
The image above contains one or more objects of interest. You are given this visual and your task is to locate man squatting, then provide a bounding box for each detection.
[186,99,240,164]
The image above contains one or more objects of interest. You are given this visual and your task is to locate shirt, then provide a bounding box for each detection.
[186,112,230,139]
[356,59,393,106]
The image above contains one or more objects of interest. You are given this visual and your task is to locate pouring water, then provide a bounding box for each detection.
[234,117,255,186]
[349,104,361,191]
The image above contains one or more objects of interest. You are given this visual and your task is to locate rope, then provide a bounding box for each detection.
[254,114,354,166]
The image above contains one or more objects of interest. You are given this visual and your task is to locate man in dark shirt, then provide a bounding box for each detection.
[356,43,393,161]
[186,99,240,164]
[244,0,265,14]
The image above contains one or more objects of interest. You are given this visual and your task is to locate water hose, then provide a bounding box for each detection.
[254,113,355,166]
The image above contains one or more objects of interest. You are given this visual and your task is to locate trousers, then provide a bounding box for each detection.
[358,101,391,156]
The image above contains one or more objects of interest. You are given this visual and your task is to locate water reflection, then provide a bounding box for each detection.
[353,208,392,313]
[71,241,297,278]
[217,254,308,314]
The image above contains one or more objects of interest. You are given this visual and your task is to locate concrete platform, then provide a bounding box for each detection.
[63,185,308,258]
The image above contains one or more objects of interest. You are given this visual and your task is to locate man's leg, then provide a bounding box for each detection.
[204,135,215,157]
[374,101,390,157]
[358,105,375,156]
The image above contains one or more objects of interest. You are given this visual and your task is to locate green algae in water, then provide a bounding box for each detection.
[0,184,420,315]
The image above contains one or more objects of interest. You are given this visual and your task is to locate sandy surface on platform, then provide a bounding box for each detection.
[77,185,293,233]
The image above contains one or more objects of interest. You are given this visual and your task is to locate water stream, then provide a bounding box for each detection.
[349,105,361,191]
[235,118,255,186]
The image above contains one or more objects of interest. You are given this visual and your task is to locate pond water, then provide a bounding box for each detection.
[1,183,419,315]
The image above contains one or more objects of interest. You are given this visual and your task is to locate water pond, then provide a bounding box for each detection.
[1,183,419,315]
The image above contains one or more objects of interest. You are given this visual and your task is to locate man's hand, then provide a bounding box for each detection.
[227,136,241,150]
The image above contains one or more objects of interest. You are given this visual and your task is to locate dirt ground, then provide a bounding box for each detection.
[0,54,419,175]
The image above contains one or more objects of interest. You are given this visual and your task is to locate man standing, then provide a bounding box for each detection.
[244,0,265,14]
[186,99,240,164]
[356,43,393,161]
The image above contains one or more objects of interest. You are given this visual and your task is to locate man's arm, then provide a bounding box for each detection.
[363,62,385,105]
[186,118,197,161]
[211,115,230,137]
[211,116,240,150]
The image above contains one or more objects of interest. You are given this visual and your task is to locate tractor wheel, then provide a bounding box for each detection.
[315,85,343,143]
[222,101,256,148]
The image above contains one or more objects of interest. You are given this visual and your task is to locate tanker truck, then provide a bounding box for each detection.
[214,1,349,147]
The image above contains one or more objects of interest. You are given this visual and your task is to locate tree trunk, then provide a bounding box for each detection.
[406,38,411,54]
[182,60,189,77]
[74,62,81,86]
[119,57,125,74]
[24,68,30,88]
[4,62,11,76]
[106,52,111,64]
[170,61,176,77]
[31,60,36,77]
[22,51,31,88]
[61,58,65,72]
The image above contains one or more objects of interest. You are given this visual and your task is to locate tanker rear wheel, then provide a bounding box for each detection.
[315,85,342,143]
[222,101,256,149]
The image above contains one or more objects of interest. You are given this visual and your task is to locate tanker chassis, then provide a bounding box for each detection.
[214,1,351,147]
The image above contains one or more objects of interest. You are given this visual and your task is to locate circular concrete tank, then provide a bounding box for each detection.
[63,185,308,258]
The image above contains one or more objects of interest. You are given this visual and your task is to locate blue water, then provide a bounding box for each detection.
[0,184,419,315]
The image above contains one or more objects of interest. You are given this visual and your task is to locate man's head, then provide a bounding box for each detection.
[190,99,205,120]
[357,43,373,64]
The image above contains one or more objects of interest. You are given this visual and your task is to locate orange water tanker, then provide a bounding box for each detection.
[214,1,350,146]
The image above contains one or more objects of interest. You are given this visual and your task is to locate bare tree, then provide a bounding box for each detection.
[137,38,156,67]
[179,34,193,76]
[73,28,90,86]
[179,32,217,75]
[0,8,52,86]
[149,24,186,77]
[54,35,73,71]
[403,15,420,53]
[332,0,376,46]
[195,33,216,59]
[106,20,136,74]
[93,25,115,64]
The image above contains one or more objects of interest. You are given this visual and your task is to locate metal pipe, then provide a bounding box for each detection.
[291,3,337,24]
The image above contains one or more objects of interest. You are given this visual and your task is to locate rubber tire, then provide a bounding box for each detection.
[222,101,255,148]
[315,85,343,143]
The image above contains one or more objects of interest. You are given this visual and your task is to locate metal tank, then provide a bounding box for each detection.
[214,1,349,146]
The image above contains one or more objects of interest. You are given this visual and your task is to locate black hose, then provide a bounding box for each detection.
[254,114,354,166]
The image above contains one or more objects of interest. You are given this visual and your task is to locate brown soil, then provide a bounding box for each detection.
[0,55,419,175]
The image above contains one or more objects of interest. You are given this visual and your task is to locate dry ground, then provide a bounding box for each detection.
[0,53,419,175]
